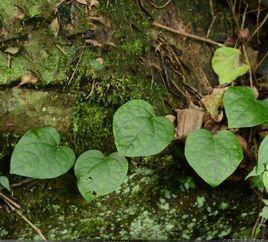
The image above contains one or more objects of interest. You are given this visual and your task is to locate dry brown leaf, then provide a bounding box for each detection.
[165,114,176,126]
[75,0,99,9]
[14,8,25,19]
[17,73,38,87]
[75,0,88,4]
[50,17,60,37]
[85,39,102,47]
[96,57,104,65]
[5,47,20,55]
[236,134,252,157]
[175,108,204,140]
[201,87,228,122]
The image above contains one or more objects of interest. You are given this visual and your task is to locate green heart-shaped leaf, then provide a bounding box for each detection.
[247,135,268,178]
[185,129,243,187]
[74,150,128,202]
[10,127,76,179]
[212,47,249,84]
[113,99,174,157]
[224,87,268,128]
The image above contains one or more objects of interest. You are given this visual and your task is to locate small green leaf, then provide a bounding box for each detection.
[113,99,174,157]
[260,206,268,220]
[185,129,243,187]
[263,171,268,192]
[10,127,76,179]
[263,199,268,206]
[212,47,249,84]
[247,135,268,178]
[74,150,128,202]
[224,87,268,128]
[0,176,10,191]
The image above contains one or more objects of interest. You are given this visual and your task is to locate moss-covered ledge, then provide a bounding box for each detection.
[0,153,258,240]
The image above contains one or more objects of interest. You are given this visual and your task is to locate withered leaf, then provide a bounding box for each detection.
[175,108,204,140]
[201,87,228,122]
[50,17,60,37]
[17,73,38,87]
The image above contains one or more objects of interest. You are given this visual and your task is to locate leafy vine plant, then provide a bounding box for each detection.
[1,47,267,222]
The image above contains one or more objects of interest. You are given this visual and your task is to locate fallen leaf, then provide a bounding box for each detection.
[17,73,38,87]
[201,87,227,122]
[50,17,60,37]
[236,134,252,157]
[5,47,20,55]
[204,119,220,133]
[85,39,102,47]
[96,57,104,65]
[175,108,204,140]
[76,0,99,9]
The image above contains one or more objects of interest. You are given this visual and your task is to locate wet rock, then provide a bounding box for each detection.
[0,159,258,240]
[0,88,75,134]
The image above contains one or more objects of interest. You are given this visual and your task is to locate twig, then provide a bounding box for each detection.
[227,0,240,30]
[256,0,261,44]
[247,13,268,43]
[0,191,20,209]
[240,3,248,29]
[56,44,67,55]
[68,46,85,85]
[11,178,35,188]
[255,50,268,72]
[153,21,224,47]
[206,0,217,38]
[148,0,171,9]
[6,202,46,240]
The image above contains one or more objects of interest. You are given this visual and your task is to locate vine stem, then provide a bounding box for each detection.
[152,21,224,47]
[0,192,46,240]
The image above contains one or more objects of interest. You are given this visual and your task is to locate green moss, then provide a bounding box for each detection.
[0,160,258,239]
[72,100,114,154]
[0,52,28,85]
[121,39,145,56]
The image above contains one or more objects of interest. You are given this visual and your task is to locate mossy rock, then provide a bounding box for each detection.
[0,155,258,239]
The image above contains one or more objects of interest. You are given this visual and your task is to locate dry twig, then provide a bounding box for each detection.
[153,21,224,47]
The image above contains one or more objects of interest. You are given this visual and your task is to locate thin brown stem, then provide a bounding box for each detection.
[6,203,46,240]
[0,192,20,209]
[247,13,268,43]
[152,21,224,47]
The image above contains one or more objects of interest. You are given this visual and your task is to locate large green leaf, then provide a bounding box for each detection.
[10,127,76,179]
[247,135,268,178]
[224,87,268,128]
[185,129,243,187]
[113,99,174,157]
[74,150,128,202]
[212,47,249,84]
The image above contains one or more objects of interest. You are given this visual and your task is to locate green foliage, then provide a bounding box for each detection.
[247,135,268,178]
[185,129,243,187]
[260,206,268,220]
[10,127,76,179]
[224,87,268,128]
[89,59,104,71]
[212,47,249,85]
[113,99,174,157]
[0,175,10,191]
[74,150,128,202]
